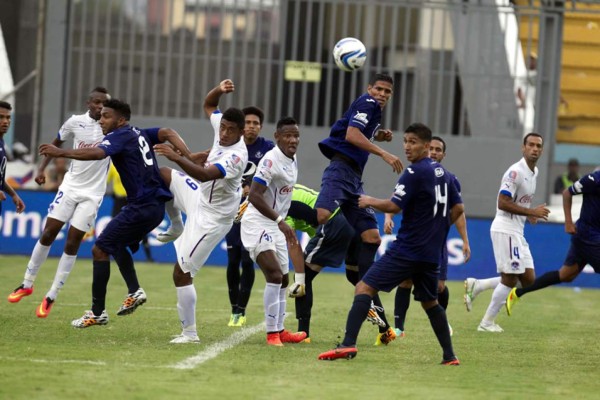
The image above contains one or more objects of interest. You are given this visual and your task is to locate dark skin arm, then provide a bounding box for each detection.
[358,195,401,214]
[0,182,25,213]
[157,128,193,160]
[248,180,298,246]
[39,144,106,160]
[35,137,64,185]
[346,127,403,173]
[153,143,223,182]
[497,193,550,221]
[203,79,234,118]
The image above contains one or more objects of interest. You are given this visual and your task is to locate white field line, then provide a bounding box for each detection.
[169,323,264,370]
[0,355,106,366]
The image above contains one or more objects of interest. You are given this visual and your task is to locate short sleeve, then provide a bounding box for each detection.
[98,133,126,157]
[570,171,600,196]
[348,96,378,131]
[57,116,76,141]
[141,128,161,146]
[499,168,520,198]
[214,150,245,180]
[253,154,275,187]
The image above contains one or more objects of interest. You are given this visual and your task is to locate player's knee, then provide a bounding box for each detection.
[173,263,193,286]
[559,265,579,282]
[360,229,381,246]
[91,245,109,261]
[354,281,375,296]
[399,279,413,289]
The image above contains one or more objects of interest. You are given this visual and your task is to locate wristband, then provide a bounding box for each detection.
[275,215,283,224]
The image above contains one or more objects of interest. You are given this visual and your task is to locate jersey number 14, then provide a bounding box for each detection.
[433,183,448,217]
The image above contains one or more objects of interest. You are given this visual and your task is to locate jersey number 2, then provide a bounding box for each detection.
[138,136,154,166]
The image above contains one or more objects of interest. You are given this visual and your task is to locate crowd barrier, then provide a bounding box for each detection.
[1,190,598,288]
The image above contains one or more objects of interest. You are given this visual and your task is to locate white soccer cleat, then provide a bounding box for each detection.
[170,334,201,344]
[157,225,183,243]
[71,310,109,328]
[366,301,387,328]
[477,322,504,333]
[464,278,478,312]
[117,287,147,316]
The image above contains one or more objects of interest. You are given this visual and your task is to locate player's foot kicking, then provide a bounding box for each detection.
[366,301,387,328]
[464,277,479,312]
[505,287,520,316]
[7,284,33,303]
[117,288,147,316]
[36,297,55,318]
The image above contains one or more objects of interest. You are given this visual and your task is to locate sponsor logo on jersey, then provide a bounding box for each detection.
[77,141,103,149]
[279,185,293,194]
[100,140,111,146]
[366,98,376,103]
[518,194,533,204]
[353,111,369,125]
[435,167,445,177]
[574,181,583,193]
[407,167,414,174]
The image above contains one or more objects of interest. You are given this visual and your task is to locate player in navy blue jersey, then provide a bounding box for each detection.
[39,99,192,328]
[315,73,404,342]
[318,123,464,365]
[506,169,600,316]
[0,101,25,217]
[225,106,274,327]
[389,136,471,338]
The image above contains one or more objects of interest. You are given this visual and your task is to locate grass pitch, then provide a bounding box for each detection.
[1,254,599,400]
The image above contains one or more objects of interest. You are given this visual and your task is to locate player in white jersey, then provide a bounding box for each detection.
[153,79,248,343]
[7,87,111,318]
[475,133,550,332]
[241,116,308,346]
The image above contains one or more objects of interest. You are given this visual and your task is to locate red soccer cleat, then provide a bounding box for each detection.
[8,285,33,303]
[279,329,307,343]
[441,358,460,366]
[318,346,358,361]
[36,297,55,318]
[267,332,283,347]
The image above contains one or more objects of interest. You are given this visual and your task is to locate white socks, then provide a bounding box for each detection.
[46,253,77,300]
[23,242,51,288]
[264,282,281,333]
[482,283,512,324]
[277,287,287,332]
[165,200,183,232]
[176,284,197,336]
[475,277,501,296]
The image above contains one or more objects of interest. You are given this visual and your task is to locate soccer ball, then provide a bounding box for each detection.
[333,37,367,72]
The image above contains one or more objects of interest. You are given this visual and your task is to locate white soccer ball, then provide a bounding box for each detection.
[333,37,367,72]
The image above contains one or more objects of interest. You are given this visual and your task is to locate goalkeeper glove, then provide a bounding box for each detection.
[234,199,249,224]
[288,282,306,298]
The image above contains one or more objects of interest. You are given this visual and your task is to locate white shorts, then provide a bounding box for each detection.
[490,231,534,274]
[240,221,289,274]
[47,189,103,232]
[170,170,232,277]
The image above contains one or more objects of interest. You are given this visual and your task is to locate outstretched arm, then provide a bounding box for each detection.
[346,127,403,173]
[358,194,401,214]
[157,128,193,160]
[39,144,106,161]
[35,137,64,186]
[203,79,235,118]
[153,144,223,182]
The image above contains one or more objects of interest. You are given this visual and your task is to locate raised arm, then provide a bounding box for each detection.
[203,79,235,118]
[157,127,193,160]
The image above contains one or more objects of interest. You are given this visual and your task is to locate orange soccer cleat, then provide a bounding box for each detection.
[8,285,33,303]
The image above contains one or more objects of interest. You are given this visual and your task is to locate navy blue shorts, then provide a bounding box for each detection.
[564,235,600,272]
[226,222,242,248]
[315,160,378,235]
[362,250,440,302]
[439,245,448,281]
[304,211,355,268]
[96,199,165,255]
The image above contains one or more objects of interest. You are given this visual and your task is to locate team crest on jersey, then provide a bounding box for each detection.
[435,167,444,177]
[511,261,520,270]
[394,183,406,197]
[263,159,273,168]
[508,170,517,180]
[353,111,369,125]
[255,151,263,159]
[231,154,241,164]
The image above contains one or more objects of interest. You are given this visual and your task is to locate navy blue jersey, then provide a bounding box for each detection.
[388,157,462,264]
[98,125,172,204]
[0,138,6,191]
[570,170,600,244]
[246,136,275,167]
[318,93,382,173]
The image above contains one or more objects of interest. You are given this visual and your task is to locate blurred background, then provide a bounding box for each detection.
[1,0,599,283]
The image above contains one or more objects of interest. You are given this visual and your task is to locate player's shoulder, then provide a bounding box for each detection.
[353,93,379,109]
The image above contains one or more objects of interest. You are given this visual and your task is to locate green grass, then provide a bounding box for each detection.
[1,254,599,400]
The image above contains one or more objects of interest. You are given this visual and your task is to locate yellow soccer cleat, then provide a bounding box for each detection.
[506,287,520,316]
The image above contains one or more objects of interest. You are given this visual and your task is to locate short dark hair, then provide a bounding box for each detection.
[242,106,264,126]
[103,98,131,121]
[431,135,446,152]
[405,122,432,142]
[369,73,393,86]
[276,116,298,131]
[568,158,579,167]
[523,132,543,146]
[0,100,12,111]
[91,86,109,95]
[222,107,246,130]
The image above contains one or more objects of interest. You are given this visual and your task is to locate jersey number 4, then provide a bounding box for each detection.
[433,183,448,217]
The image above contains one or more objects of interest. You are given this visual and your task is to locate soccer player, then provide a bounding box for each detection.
[39,99,192,328]
[318,123,463,365]
[240,116,307,346]
[285,183,364,341]
[476,133,550,332]
[505,169,600,315]
[315,73,403,342]
[390,136,471,337]
[226,106,274,327]
[153,79,248,343]
[0,101,25,217]
[7,88,111,317]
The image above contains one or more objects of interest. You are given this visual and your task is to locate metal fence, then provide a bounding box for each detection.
[63,0,567,139]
